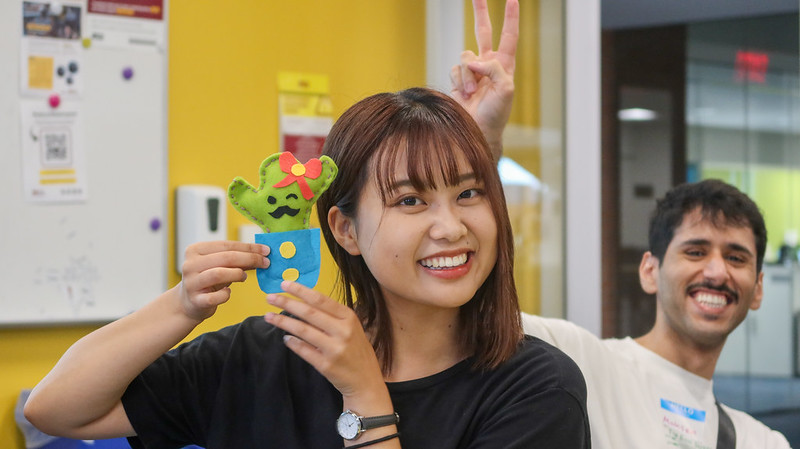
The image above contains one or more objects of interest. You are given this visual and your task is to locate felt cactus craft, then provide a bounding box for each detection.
[228,152,338,233]
[227,152,337,293]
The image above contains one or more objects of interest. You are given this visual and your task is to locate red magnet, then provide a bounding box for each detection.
[48,94,60,108]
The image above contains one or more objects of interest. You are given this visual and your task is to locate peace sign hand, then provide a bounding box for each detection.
[450,0,519,161]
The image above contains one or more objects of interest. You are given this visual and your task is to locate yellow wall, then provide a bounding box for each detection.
[1,2,426,447]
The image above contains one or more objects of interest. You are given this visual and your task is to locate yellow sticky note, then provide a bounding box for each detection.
[28,56,54,90]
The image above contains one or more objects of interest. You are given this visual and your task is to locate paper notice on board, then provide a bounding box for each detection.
[20,1,84,97]
[278,72,333,163]
[20,99,87,203]
[85,0,165,51]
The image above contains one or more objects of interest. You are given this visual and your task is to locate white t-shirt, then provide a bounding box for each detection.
[522,313,792,449]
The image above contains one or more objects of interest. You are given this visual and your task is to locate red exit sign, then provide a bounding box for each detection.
[735,50,769,83]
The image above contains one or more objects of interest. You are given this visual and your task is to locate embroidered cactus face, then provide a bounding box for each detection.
[228,152,338,233]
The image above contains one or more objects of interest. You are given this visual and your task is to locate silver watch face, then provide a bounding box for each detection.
[336,411,361,440]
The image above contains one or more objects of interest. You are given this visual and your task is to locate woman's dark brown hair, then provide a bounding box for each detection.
[317,87,521,373]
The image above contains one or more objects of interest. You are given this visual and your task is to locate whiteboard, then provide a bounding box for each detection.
[0,1,168,325]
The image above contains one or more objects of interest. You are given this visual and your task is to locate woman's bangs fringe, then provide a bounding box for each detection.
[373,125,489,202]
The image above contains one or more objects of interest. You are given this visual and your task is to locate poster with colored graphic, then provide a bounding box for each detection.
[278,72,333,163]
[20,1,84,97]
[85,0,165,51]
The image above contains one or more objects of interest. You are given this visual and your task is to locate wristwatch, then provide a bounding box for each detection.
[336,409,399,440]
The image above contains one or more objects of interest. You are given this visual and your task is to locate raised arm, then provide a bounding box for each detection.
[450,0,518,161]
[24,241,270,439]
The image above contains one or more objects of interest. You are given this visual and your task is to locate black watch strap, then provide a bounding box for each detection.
[361,412,399,431]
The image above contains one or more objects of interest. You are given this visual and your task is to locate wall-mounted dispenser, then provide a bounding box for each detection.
[175,185,227,273]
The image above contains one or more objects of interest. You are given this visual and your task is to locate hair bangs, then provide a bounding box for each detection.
[372,117,493,203]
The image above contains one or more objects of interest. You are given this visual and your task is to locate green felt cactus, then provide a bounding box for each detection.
[228,152,338,233]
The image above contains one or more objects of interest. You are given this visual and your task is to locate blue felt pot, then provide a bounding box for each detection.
[255,228,321,293]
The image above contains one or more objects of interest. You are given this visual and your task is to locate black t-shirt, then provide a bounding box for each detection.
[122,316,590,449]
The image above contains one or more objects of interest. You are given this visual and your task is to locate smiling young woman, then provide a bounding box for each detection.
[317,88,516,375]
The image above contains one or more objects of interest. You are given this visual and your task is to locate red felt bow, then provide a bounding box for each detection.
[272,152,323,200]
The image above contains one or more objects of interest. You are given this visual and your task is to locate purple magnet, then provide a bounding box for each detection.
[149,218,161,231]
[122,67,134,80]
[48,94,60,108]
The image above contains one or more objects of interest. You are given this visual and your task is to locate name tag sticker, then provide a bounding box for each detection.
[660,399,711,449]
[661,399,706,422]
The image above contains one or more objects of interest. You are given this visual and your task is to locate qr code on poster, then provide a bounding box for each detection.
[40,127,72,165]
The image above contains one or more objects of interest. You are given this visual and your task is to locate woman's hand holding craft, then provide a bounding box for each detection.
[179,241,270,322]
[266,281,386,400]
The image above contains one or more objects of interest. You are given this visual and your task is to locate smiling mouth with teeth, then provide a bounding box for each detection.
[420,253,469,269]
[693,292,730,309]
